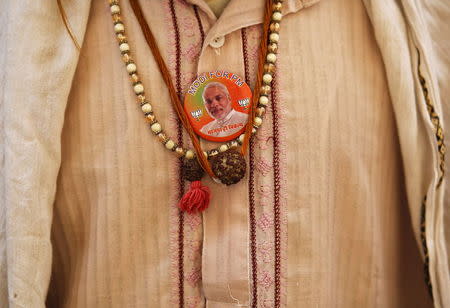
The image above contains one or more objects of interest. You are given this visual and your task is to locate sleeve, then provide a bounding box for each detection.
[363,0,450,306]
[422,0,450,218]
[0,1,91,306]
[421,1,450,306]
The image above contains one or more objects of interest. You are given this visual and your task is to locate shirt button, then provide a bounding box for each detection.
[210,36,225,48]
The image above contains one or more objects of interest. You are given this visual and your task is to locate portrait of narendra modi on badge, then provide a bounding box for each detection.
[200,82,249,137]
[184,71,252,142]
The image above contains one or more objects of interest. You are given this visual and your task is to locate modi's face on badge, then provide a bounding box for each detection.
[202,83,232,120]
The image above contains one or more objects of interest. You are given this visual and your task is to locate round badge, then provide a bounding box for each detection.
[184,71,252,142]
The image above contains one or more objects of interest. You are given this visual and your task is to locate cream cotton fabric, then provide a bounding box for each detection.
[0,0,449,307]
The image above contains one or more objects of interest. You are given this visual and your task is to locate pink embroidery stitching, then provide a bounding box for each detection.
[258,271,275,290]
[186,296,201,308]
[247,25,262,41]
[259,198,270,207]
[255,158,273,177]
[186,238,202,261]
[258,240,274,263]
[166,1,205,306]
[184,212,202,230]
[183,42,202,63]
[182,72,197,91]
[256,134,273,150]
[262,299,275,308]
[166,0,183,302]
[258,185,272,198]
[185,268,202,287]
[257,212,274,232]
[181,16,196,37]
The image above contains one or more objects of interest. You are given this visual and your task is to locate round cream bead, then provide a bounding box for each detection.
[273,2,282,11]
[256,107,266,117]
[175,147,185,157]
[165,140,175,150]
[230,140,238,148]
[145,113,155,123]
[203,151,208,158]
[157,133,168,143]
[252,127,257,134]
[269,33,279,43]
[254,117,263,127]
[138,94,146,103]
[268,43,278,54]
[266,53,277,63]
[126,63,137,74]
[259,96,269,106]
[270,22,280,33]
[141,103,152,113]
[119,43,130,52]
[219,144,228,152]
[151,122,162,134]
[122,54,131,64]
[263,73,273,84]
[117,33,126,42]
[110,5,120,14]
[114,23,125,33]
[133,83,144,94]
[239,134,245,143]
[131,73,139,83]
[185,150,195,159]
[261,85,271,95]
[272,12,282,21]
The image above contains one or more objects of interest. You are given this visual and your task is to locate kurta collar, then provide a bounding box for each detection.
[184,0,320,52]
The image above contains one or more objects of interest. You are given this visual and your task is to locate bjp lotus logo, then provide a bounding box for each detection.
[190,109,203,121]
[238,98,250,109]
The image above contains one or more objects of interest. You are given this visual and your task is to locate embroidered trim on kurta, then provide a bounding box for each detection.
[241,24,287,308]
[242,27,259,308]
[417,49,446,302]
[420,195,433,299]
[193,6,205,45]
[168,2,207,306]
[417,52,446,189]
[167,0,187,306]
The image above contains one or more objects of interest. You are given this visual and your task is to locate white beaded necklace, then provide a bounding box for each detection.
[108,0,283,161]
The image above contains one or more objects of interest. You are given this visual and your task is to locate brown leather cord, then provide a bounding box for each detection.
[128,0,214,178]
[241,0,273,156]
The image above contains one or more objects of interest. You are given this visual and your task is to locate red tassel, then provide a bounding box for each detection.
[178,181,211,214]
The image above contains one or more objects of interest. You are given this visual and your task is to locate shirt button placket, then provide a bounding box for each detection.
[209,35,225,48]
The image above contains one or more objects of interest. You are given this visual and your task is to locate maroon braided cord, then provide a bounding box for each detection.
[193,6,205,44]
[241,28,251,86]
[191,6,206,306]
[242,27,258,308]
[169,0,184,307]
[271,72,281,308]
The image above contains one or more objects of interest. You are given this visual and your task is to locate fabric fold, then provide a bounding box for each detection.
[0,0,91,306]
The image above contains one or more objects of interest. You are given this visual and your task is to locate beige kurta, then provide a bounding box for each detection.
[1,0,449,307]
